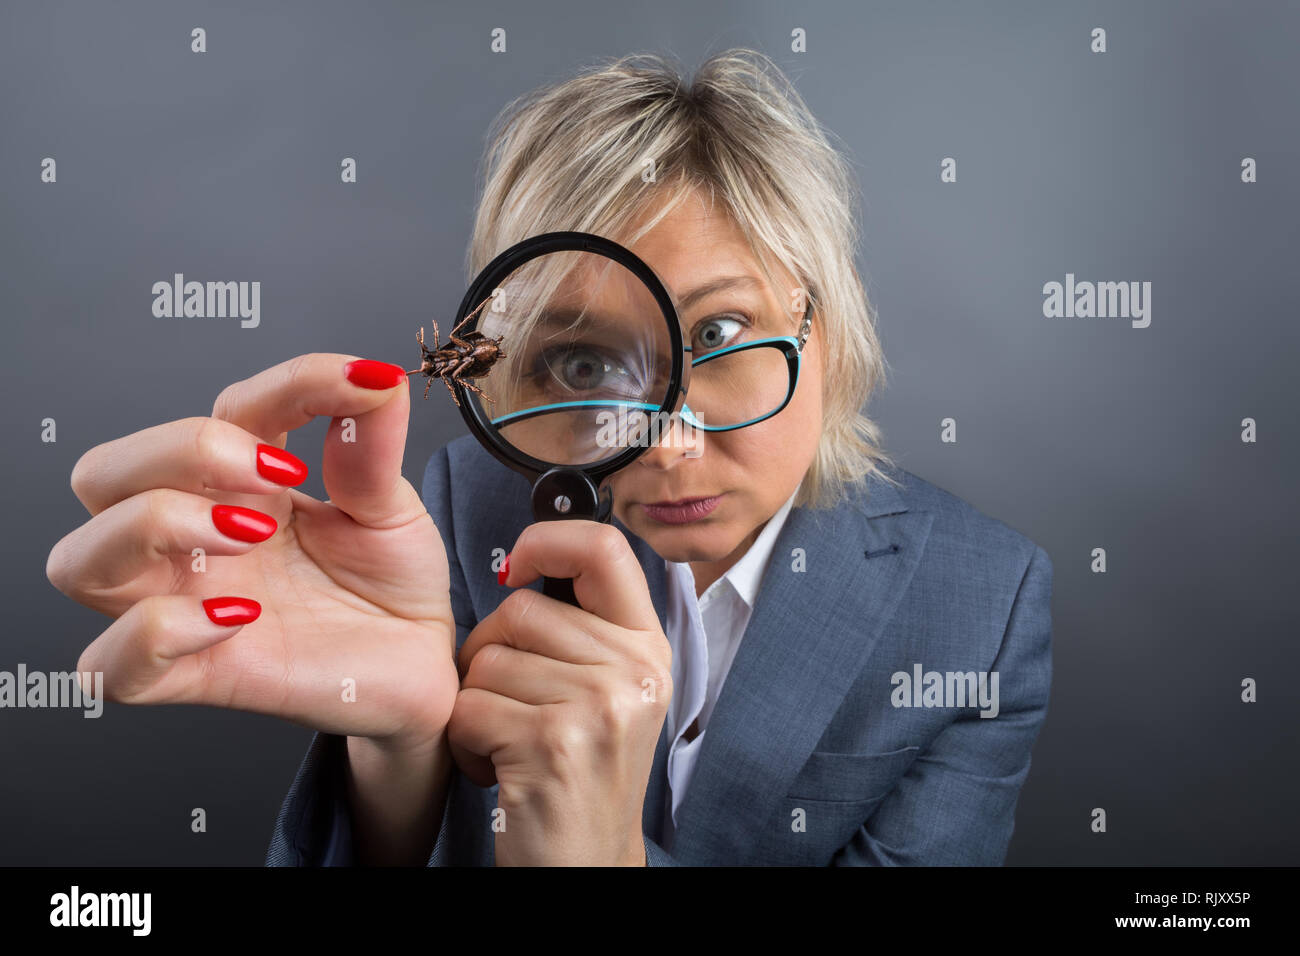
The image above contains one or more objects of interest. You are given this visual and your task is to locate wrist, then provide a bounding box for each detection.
[345,732,452,867]
[347,731,451,796]
[621,834,648,867]
[352,727,448,762]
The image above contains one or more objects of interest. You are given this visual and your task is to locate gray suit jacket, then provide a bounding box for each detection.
[266,434,1052,866]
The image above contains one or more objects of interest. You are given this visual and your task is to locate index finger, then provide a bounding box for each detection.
[499,520,659,634]
[211,353,408,445]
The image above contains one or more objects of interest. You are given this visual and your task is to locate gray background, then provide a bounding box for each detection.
[1,0,1295,865]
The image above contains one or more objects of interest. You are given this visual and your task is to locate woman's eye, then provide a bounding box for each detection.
[693,315,747,353]
[555,348,608,390]
[535,345,637,395]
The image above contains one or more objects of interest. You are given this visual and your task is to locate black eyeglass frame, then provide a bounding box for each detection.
[678,298,813,432]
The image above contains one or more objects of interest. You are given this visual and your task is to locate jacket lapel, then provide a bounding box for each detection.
[614,514,673,843]
[666,472,934,863]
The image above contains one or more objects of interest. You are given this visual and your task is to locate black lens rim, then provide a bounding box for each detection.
[450,231,687,484]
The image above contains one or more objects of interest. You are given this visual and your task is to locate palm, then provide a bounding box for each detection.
[142,480,458,745]
[51,356,461,749]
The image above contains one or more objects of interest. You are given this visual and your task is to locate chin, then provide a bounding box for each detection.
[634,520,735,563]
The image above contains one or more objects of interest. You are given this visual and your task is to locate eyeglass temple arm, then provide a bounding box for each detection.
[796,298,813,351]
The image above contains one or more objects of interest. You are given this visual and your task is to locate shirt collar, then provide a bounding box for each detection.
[667,482,801,610]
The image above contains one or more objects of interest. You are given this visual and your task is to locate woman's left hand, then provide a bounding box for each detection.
[447,520,673,866]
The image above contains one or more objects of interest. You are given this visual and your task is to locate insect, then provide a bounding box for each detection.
[407,295,507,407]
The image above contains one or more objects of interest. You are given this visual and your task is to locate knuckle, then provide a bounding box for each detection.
[537,708,584,763]
[75,644,117,702]
[75,644,97,679]
[140,487,172,529]
[513,523,535,555]
[189,416,226,474]
[642,659,672,696]
[646,669,673,713]
[68,448,97,502]
[650,639,673,678]
[45,534,75,594]
[133,596,172,655]
[464,643,504,687]
[448,687,487,743]
[595,685,633,734]
[594,525,628,567]
[211,380,244,421]
[139,488,186,547]
[448,686,477,727]
[626,627,671,677]
[281,353,315,393]
[503,586,541,628]
[68,438,118,508]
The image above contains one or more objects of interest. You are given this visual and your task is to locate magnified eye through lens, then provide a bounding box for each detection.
[460,249,679,467]
[528,339,654,402]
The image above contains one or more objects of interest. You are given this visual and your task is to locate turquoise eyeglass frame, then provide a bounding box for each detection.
[488,305,812,432]
[677,334,802,431]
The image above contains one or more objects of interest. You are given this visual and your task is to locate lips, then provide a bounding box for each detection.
[647,495,716,507]
[641,494,723,525]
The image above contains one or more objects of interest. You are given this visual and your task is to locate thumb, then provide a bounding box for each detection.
[322,362,423,527]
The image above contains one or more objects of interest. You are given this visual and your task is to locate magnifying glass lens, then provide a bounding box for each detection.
[465,249,677,467]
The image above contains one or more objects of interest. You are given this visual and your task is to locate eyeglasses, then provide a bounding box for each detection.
[676,302,812,433]
[485,303,812,439]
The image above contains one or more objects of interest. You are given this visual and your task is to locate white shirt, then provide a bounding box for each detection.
[660,486,799,846]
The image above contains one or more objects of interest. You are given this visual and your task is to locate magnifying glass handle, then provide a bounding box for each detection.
[542,576,579,605]
[533,472,614,608]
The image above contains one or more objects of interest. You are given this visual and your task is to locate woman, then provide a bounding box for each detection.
[46,49,1052,866]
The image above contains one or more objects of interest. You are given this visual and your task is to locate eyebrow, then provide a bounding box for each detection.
[525,274,765,334]
[673,275,764,313]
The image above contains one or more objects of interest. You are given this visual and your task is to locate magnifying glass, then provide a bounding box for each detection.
[419,231,688,607]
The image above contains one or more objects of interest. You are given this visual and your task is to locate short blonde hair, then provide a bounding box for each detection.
[467,48,900,510]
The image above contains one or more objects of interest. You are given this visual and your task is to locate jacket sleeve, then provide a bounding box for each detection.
[265,443,478,866]
[265,731,355,866]
[832,544,1054,865]
[645,836,682,866]
[421,442,481,864]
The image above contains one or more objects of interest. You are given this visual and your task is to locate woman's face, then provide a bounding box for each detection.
[604,192,824,590]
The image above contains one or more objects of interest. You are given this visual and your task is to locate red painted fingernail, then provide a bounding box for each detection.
[202,596,262,626]
[211,503,277,542]
[498,551,511,586]
[256,443,309,486]
[345,359,407,390]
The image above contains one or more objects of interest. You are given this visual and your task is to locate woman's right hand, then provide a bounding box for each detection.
[45,353,458,764]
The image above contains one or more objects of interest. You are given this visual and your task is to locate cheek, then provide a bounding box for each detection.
[719,397,820,478]
[729,343,825,463]
[793,364,823,420]
[772,358,824,454]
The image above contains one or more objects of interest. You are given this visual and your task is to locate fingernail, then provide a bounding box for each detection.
[212,503,277,542]
[256,443,309,486]
[202,596,262,626]
[497,551,511,586]
[345,359,407,390]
